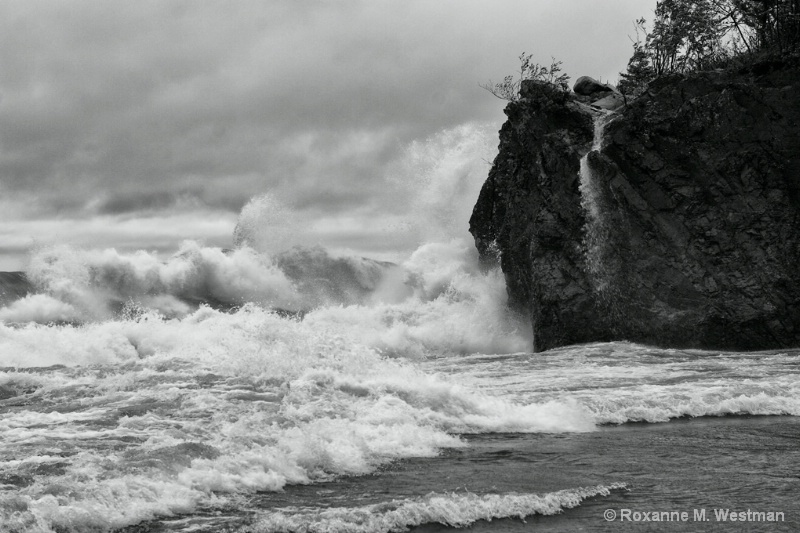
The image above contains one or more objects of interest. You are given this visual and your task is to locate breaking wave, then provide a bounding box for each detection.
[251,484,628,533]
[1,236,530,358]
[2,120,796,533]
[0,122,556,531]
[0,303,589,532]
[424,345,800,425]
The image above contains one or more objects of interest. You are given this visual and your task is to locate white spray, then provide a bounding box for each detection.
[578,110,616,293]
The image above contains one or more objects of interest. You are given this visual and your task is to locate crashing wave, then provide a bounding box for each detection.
[0,303,587,532]
[0,243,403,323]
[250,484,628,533]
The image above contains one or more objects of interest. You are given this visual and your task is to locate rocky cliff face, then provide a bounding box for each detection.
[470,58,800,352]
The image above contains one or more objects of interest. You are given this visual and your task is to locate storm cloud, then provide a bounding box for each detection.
[0,0,655,269]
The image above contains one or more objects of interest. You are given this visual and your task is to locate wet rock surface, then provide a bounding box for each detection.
[471,60,800,351]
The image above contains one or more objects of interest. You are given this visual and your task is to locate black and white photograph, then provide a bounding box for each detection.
[1,1,798,531]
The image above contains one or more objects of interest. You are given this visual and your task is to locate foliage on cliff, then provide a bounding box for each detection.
[618,0,800,96]
[480,53,570,102]
[735,0,800,52]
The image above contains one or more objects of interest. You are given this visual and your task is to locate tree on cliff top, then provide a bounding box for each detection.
[618,0,731,96]
[619,0,800,97]
[480,53,570,102]
[733,0,800,52]
[617,19,656,98]
[651,0,728,74]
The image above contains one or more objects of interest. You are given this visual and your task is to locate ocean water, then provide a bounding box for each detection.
[1,238,798,533]
[2,124,798,532]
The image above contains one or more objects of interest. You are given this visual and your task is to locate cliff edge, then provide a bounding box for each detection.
[470,58,800,352]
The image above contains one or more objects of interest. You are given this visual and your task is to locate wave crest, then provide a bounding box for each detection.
[251,484,628,533]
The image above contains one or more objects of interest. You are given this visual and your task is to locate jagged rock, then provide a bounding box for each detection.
[471,58,800,352]
[573,76,615,96]
[591,92,625,110]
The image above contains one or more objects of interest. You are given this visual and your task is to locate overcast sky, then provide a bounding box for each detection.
[0,0,656,270]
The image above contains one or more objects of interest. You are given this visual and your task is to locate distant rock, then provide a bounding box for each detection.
[573,76,615,96]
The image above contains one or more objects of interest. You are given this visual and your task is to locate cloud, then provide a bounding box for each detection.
[0,0,656,269]
[0,211,237,269]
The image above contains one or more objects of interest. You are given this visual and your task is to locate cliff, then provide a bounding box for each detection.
[470,58,800,352]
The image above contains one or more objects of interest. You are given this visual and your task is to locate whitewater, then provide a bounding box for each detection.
[2,124,799,532]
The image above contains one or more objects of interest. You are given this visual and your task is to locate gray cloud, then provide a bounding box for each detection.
[0,0,656,268]
[95,191,188,215]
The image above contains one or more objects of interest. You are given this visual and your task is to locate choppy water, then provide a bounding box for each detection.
[1,238,798,532]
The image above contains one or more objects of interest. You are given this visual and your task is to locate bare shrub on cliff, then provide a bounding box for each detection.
[481,53,570,102]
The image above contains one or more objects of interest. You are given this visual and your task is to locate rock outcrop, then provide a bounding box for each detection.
[573,76,615,96]
[470,57,800,352]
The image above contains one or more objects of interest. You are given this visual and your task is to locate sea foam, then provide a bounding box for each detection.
[0,302,584,532]
[251,484,628,533]
[424,344,800,425]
